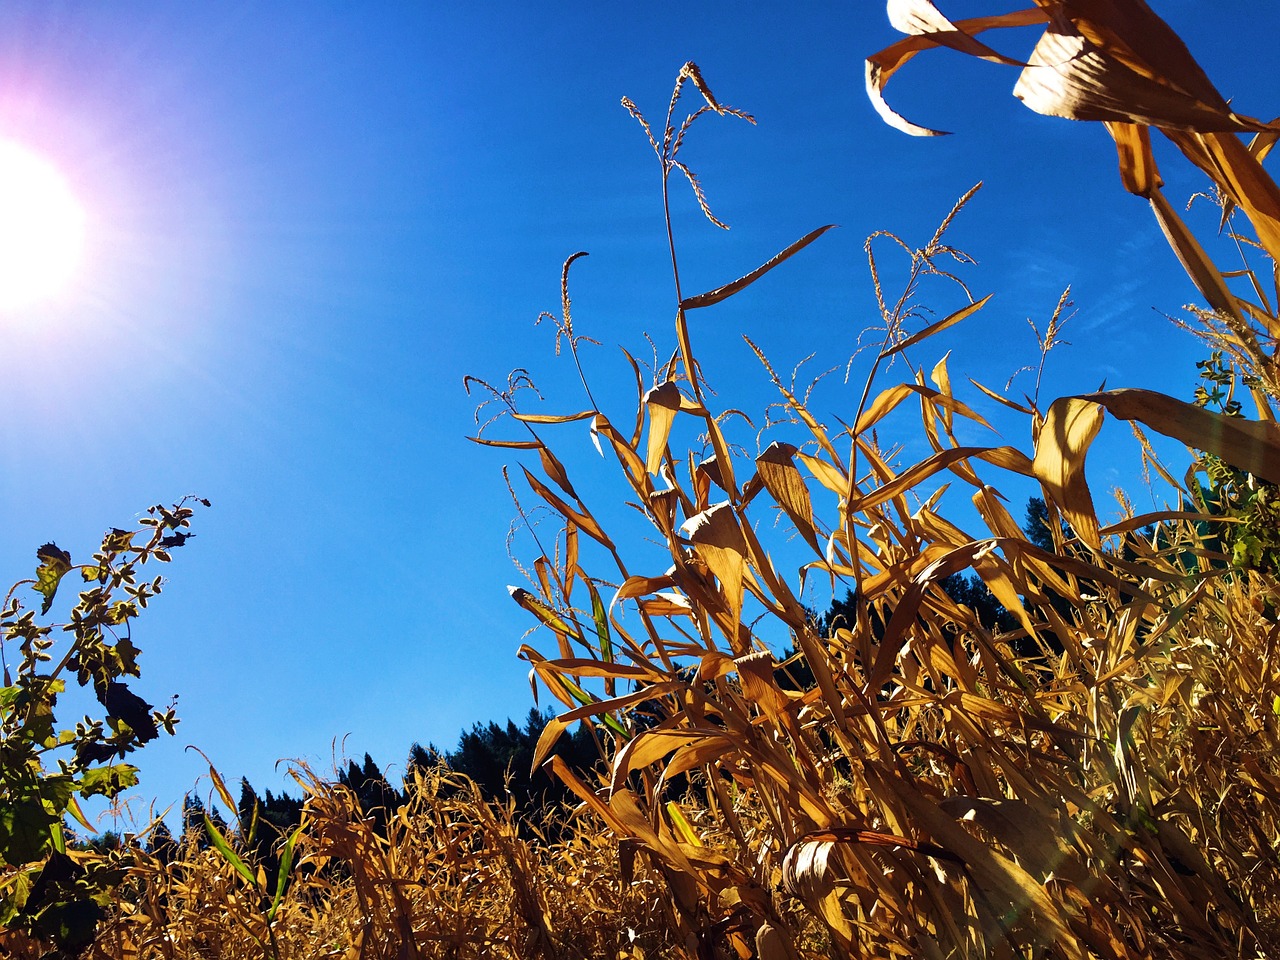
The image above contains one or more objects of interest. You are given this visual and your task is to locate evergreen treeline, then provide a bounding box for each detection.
[156,707,600,859]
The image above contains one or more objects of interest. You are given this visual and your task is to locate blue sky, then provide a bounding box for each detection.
[1,2,1277,826]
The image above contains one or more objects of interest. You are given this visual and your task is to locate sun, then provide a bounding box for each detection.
[0,140,85,312]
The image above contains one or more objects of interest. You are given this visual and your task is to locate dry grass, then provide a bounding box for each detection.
[4,767,667,960]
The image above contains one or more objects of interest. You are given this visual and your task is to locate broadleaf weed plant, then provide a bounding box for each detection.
[0,498,205,955]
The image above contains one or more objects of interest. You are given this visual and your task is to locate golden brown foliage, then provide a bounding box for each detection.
[37,767,670,960]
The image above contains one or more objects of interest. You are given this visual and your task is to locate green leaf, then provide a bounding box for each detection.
[204,814,258,889]
[269,823,303,922]
[33,543,72,616]
[107,601,139,626]
[20,853,103,949]
[111,637,141,677]
[31,898,102,950]
[508,587,585,644]
[77,764,141,800]
[19,687,58,748]
[101,682,158,745]
[37,775,76,818]
[585,578,613,663]
[0,791,59,865]
[0,867,34,922]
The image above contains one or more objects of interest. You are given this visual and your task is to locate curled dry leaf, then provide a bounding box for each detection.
[643,381,683,475]
[1033,396,1106,550]
[867,5,1047,136]
[1013,18,1255,131]
[755,442,820,554]
[781,838,838,902]
[638,593,694,617]
[680,502,750,648]
[1036,388,1280,553]
[614,574,677,602]
[780,838,855,944]
[874,0,1278,137]
[871,0,1280,298]
[754,923,801,960]
[1087,387,1280,482]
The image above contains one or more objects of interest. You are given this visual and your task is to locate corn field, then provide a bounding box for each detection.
[5,2,1280,957]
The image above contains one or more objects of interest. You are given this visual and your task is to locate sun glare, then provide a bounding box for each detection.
[0,140,85,312]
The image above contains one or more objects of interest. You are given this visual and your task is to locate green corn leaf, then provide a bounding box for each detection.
[585,578,613,663]
[268,823,303,923]
[204,814,258,889]
[545,671,628,737]
[509,586,584,643]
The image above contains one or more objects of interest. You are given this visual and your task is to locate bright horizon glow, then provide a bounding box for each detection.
[0,139,85,312]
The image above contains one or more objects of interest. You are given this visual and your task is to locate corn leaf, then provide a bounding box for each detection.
[1033,395,1106,549]
[880,293,993,358]
[1081,387,1280,485]
[867,7,1047,136]
[644,381,681,475]
[680,224,836,310]
[268,823,303,922]
[204,814,258,889]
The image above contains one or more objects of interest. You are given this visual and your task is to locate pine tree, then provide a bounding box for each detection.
[146,820,177,866]
[180,793,206,846]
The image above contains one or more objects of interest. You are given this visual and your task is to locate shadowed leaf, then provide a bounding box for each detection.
[1082,387,1280,484]
[755,442,820,554]
[680,224,836,309]
[34,543,72,616]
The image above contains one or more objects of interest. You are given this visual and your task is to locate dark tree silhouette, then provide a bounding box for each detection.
[145,820,177,866]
